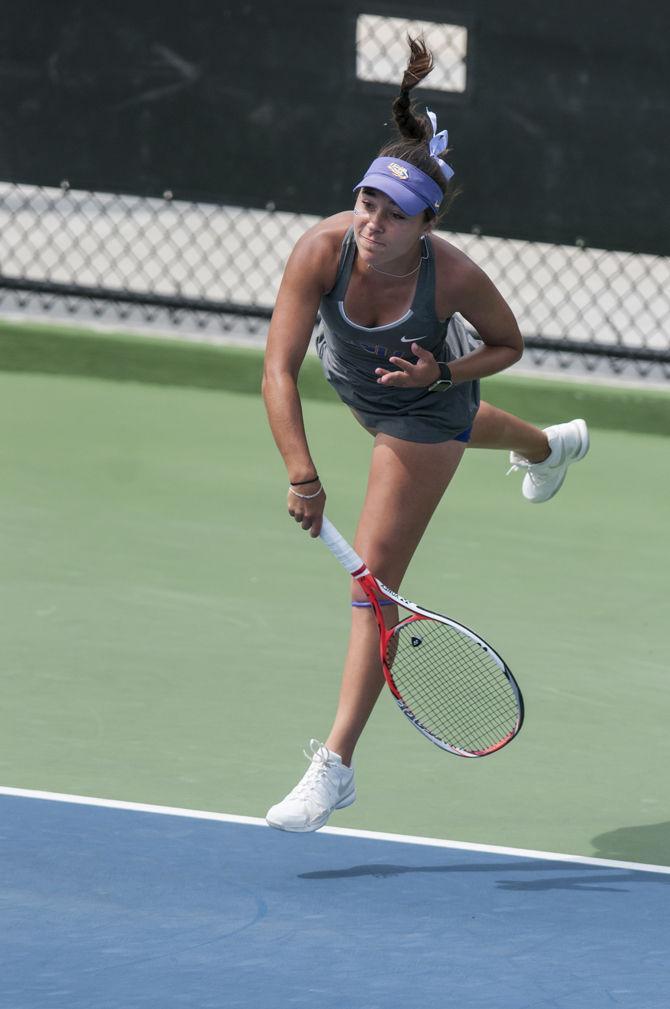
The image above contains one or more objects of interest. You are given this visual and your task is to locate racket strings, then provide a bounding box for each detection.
[388,619,520,754]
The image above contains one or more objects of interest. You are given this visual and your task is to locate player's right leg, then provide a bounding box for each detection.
[266,431,465,832]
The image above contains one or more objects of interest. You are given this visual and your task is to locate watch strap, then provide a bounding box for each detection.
[428,360,453,392]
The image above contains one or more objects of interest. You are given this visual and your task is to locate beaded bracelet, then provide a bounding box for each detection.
[288,483,323,500]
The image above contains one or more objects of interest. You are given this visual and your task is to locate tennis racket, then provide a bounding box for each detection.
[319,516,524,757]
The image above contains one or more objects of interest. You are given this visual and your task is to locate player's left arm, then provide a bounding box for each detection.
[377,253,523,388]
[445,257,524,383]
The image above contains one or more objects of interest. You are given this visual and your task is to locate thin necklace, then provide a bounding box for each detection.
[368,260,420,279]
[366,243,428,279]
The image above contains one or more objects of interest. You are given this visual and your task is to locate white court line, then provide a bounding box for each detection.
[2,784,668,876]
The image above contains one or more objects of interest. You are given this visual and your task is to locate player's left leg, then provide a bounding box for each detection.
[469,402,589,504]
[468,401,550,458]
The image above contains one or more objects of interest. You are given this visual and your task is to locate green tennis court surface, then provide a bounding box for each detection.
[2,366,669,864]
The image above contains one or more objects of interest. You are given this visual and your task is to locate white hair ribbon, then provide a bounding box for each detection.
[426,108,455,181]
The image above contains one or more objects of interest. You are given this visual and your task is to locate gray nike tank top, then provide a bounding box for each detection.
[315,226,480,443]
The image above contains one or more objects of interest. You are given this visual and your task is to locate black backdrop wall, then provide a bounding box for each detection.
[1,0,667,255]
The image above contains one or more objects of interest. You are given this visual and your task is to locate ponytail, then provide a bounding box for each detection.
[392,37,434,144]
[378,36,460,219]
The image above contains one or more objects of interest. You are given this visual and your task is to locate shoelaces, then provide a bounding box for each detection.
[293,741,335,798]
[506,450,557,480]
[506,459,528,477]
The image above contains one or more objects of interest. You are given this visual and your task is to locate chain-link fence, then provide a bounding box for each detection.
[2,12,668,379]
[1,179,668,379]
[356,14,468,93]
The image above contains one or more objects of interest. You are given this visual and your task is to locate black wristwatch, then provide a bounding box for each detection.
[428,361,453,393]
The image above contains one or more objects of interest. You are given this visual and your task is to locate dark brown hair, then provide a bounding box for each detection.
[378,37,460,220]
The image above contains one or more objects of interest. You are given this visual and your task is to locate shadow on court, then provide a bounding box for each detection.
[591,821,670,865]
[299,860,670,892]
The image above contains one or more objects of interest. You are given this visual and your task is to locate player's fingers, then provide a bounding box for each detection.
[378,359,411,384]
[301,507,323,532]
[287,485,326,533]
[308,494,326,536]
[388,356,413,372]
[287,497,304,522]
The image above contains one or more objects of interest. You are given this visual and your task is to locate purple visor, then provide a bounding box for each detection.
[353,157,443,216]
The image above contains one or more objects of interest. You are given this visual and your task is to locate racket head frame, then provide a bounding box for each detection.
[320,516,524,757]
[354,567,524,758]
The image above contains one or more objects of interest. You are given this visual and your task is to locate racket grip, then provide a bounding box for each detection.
[319,516,365,575]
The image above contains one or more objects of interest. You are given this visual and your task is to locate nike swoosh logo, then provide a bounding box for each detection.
[399,335,428,343]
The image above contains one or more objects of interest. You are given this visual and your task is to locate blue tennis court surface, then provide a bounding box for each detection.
[1,791,668,1009]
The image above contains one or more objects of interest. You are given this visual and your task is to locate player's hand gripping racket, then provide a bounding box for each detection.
[319,516,524,757]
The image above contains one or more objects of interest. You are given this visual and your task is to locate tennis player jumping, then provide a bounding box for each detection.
[262,37,588,832]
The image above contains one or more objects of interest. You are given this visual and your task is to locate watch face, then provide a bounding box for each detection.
[429,379,453,392]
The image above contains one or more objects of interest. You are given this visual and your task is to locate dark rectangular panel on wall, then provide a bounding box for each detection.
[0,2,356,208]
[0,0,667,255]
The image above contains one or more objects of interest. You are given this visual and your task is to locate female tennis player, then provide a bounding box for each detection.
[262,38,588,832]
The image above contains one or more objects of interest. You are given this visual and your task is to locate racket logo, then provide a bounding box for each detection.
[410,636,423,647]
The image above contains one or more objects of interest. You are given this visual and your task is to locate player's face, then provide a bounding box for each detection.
[353,188,432,268]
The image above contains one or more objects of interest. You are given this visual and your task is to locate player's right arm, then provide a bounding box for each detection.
[262,224,341,535]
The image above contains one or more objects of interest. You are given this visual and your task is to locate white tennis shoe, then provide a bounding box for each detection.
[266,739,356,832]
[508,418,590,504]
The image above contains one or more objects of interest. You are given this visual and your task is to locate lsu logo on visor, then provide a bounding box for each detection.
[387,163,410,180]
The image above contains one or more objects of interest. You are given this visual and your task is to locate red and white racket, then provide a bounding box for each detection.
[319,516,524,757]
